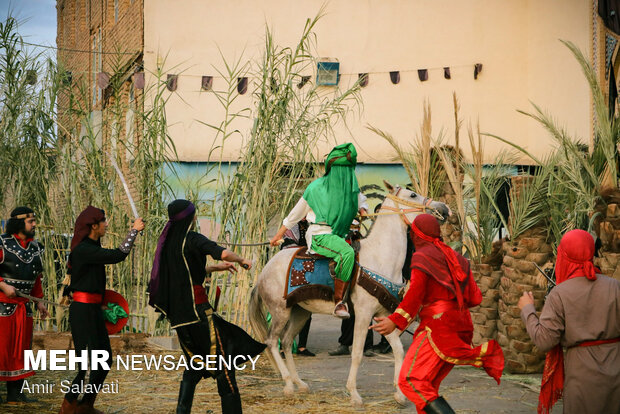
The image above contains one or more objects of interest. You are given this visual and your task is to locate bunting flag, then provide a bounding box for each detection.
[474,63,483,79]
[390,71,400,84]
[133,72,145,89]
[97,72,110,89]
[155,62,485,91]
[418,69,428,81]
[237,77,248,94]
[201,75,213,90]
[358,73,369,87]
[166,74,178,91]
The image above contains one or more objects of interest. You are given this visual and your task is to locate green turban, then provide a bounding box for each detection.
[303,143,360,237]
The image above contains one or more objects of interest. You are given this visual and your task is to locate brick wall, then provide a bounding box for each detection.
[57,0,144,140]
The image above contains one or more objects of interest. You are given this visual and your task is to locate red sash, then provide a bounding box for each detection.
[193,285,209,305]
[73,291,103,304]
[419,300,458,320]
[574,337,620,348]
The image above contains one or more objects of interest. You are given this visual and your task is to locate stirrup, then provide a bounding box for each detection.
[333,302,350,319]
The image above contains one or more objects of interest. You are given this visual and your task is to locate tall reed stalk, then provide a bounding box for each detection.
[206,11,362,327]
[0,16,176,334]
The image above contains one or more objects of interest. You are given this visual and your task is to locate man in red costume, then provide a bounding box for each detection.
[371,214,504,414]
[0,206,49,405]
[518,229,620,414]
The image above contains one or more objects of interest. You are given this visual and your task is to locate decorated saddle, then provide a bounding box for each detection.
[284,247,342,307]
[283,247,405,312]
[357,268,405,313]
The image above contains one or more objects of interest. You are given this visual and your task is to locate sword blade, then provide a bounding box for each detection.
[16,291,68,308]
[106,152,139,219]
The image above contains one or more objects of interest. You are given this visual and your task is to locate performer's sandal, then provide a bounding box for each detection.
[423,396,456,414]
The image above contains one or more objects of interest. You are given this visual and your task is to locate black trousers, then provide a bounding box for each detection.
[297,317,312,348]
[66,302,112,402]
[175,304,256,393]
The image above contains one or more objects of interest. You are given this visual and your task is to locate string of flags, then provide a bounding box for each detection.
[70,62,483,95]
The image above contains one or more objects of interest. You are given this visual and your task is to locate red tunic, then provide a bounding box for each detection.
[390,268,503,379]
[0,235,43,381]
[390,267,504,412]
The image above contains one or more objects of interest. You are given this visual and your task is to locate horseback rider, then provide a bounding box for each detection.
[270,143,368,319]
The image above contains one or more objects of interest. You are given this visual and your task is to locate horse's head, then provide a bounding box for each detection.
[381,180,451,226]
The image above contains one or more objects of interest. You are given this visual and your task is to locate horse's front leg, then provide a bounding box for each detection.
[385,329,408,406]
[345,309,372,408]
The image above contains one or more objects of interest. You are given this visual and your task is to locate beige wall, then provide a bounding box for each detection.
[144,0,592,163]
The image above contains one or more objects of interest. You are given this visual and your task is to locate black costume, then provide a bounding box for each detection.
[148,199,265,414]
[63,206,138,411]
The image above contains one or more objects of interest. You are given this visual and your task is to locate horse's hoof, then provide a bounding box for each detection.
[283,384,295,395]
[350,394,364,408]
[296,382,310,393]
[394,391,408,406]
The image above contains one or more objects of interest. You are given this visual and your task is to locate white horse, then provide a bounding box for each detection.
[248,181,450,407]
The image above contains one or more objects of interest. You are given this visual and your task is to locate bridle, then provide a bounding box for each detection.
[378,186,442,226]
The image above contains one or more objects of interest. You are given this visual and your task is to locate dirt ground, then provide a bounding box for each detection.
[1,314,561,413]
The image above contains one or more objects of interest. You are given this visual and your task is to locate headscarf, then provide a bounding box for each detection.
[303,143,360,237]
[409,214,470,309]
[555,229,597,284]
[538,229,597,414]
[147,199,197,327]
[71,206,106,251]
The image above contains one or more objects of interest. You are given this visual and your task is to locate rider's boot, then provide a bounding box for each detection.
[333,278,350,319]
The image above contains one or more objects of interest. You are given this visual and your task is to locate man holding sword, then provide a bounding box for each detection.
[0,206,49,405]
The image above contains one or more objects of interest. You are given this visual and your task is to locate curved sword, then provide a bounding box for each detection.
[106,152,139,219]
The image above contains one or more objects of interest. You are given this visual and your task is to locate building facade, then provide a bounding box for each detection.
[57,1,614,199]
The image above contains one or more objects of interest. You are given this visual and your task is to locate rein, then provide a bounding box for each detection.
[365,188,443,226]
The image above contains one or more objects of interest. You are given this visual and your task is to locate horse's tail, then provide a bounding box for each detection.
[248,285,277,370]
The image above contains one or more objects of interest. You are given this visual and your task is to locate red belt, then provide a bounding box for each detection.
[73,292,103,304]
[420,300,459,319]
[574,337,620,348]
[193,285,209,305]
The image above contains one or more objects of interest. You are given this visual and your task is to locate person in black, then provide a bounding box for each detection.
[58,206,144,414]
[148,199,266,414]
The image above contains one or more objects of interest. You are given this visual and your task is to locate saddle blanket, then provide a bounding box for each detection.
[284,247,335,307]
